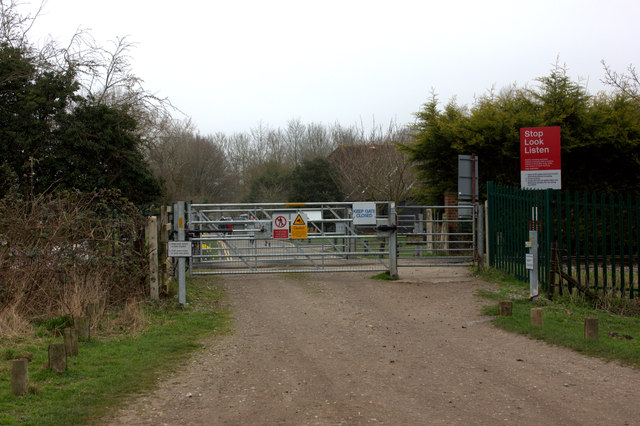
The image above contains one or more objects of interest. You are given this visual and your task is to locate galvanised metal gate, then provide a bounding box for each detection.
[187,201,398,275]
[395,205,476,267]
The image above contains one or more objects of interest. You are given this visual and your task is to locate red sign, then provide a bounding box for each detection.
[272,215,289,239]
[520,126,561,190]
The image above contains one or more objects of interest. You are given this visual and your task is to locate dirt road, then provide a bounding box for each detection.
[109,267,640,425]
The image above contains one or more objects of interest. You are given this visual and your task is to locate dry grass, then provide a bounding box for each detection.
[99,298,150,336]
[0,190,150,338]
[0,304,33,337]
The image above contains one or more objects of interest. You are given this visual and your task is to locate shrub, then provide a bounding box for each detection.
[0,190,150,336]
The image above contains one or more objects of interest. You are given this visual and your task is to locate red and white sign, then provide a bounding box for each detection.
[520,126,561,190]
[272,214,289,239]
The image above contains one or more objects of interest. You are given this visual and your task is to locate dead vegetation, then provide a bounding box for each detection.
[0,190,150,337]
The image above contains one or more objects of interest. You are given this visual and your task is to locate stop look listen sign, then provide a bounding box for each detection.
[520,126,561,190]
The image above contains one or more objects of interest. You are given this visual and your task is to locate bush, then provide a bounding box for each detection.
[0,190,150,336]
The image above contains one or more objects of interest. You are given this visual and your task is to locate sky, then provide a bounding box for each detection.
[28,0,640,135]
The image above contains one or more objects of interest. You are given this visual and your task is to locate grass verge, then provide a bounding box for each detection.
[0,275,230,425]
[371,271,397,280]
[474,267,640,368]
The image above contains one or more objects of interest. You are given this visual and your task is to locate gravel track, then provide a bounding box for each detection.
[108,267,640,425]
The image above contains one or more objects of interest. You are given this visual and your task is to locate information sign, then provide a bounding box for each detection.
[352,202,376,225]
[272,214,289,239]
[168,241,192,258]
[291,213,308,239]
[521,126,561,190]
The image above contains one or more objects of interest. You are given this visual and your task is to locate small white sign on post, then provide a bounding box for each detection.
[352,202,376,225]
[525,253,534,270]
[168,241,192,258]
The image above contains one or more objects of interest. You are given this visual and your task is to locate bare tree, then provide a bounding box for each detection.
[329,122,416,204]
[147,120,233,203]
[602,61,640,102]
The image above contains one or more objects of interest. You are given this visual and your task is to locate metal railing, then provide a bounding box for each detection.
[395,205,476,266]
[488,182,640,299]
[187,201,397,275]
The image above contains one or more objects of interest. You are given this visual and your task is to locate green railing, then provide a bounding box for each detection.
[487,182,640,299]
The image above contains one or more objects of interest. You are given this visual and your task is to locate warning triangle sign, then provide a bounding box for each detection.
[293,214,305,225]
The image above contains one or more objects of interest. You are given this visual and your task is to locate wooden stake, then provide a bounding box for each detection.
[498,301,512,316]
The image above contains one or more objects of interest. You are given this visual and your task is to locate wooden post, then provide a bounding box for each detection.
[74,316,90,342]
[159,206,169,294]
[530,308,543,327]
[584,318,599,340]
[498,301,512,316]
[426,209,433,252]
[48,342,66,373]
[63,327,78,356]
[11,358,28,396]
[147,215,159,300]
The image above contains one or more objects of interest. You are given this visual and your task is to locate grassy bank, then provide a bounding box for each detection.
[475,267,640,368]
[0,276,230,425]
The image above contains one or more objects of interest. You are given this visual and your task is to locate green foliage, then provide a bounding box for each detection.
[371,271,396,280]
[0,43,163,203]
[242,162,291,202]
[32,316,73,335]
[53,102,163,203]
[288,157,342,202]
[405,64,640,203]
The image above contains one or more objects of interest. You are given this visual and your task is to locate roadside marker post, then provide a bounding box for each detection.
[174,201,186,306]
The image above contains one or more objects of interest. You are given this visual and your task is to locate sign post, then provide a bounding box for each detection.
[174,201,187,306]
[520,126,561,190]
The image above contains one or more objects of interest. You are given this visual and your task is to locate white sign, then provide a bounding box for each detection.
[352,202,376,225]
[525,253,534,270]
[272,212,289,239]
[168,241,192,258]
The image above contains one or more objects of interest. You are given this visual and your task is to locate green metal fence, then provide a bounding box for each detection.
[487,182,640,299]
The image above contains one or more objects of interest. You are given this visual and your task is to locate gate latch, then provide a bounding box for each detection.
[376,218,397,237]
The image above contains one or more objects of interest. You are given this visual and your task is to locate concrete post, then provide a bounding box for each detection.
[11,358,28,395]
[74,316,90,342]
[584,318,599,340]
[48,342,66,373]
[63,327,78,356]
[530,308,543,327]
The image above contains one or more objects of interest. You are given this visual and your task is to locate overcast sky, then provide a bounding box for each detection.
[30,0,640,135]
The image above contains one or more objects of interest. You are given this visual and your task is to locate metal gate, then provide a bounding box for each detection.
[395,204,476,267]
[187,201,398,275]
